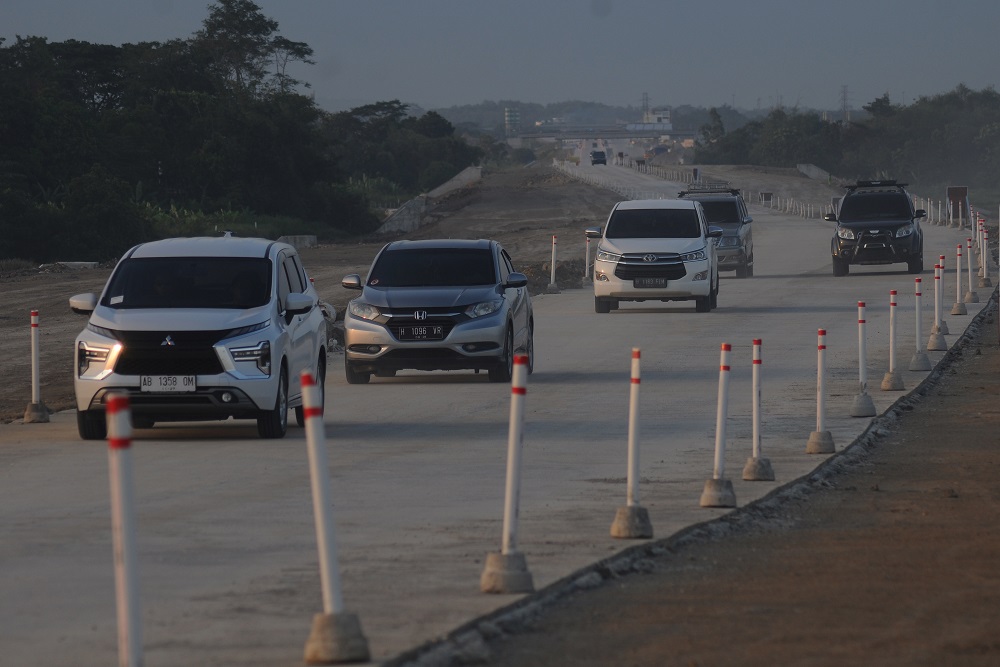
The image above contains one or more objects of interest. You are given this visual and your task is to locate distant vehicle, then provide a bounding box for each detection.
[826,179,925,276]
[586,199,723,313]
[69,234,330,440]
[590,150,607,165]
[678,182,754,278]
[341,239,534,383]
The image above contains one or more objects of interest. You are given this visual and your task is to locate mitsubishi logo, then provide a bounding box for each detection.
[414,311,428,321]
[161,335,176,347]
[642,254,657,262]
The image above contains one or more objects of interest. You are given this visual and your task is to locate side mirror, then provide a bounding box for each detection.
[342,274,363,290]
[70,293,98,315]
[914,209,927,219]
[505,272,528,289]
[585,226,603,239]
[707,226,724,238]
[285,292,314,316]
[824,212,837,222]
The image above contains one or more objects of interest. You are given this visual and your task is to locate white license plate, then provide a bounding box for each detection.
[140,375,196,392]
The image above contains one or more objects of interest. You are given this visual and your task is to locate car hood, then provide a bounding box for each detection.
[360,285,500,309]
[601,238,706,254]
[839,217,912,228]
[89,305,273,332]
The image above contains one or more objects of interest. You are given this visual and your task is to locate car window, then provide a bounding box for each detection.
[368,248,496,287]
[605,208,701,239]
[499,249,513,281]
[697,200,741,225]
[839,193,911,221]
[281,254,305,293]
[101,257,271,309]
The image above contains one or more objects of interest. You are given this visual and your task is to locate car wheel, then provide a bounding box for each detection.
[345,356,370,384]
[907,256,924,274]
[132,415,155,429]
[735,263,748,279]
[595,297,611,314]
[695,296,711,313]
[257,365,288,439]
[526,322,535,375]
[746,261,754,278]
[77,409,107,440]
[489,328,514,383]
[832,257,850,277]
[295,353,326,427]
[710,281,718,309]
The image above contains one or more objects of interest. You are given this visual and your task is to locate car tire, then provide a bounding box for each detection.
[735,263,748,279]
[295,353,325,427]
[746,261,754,277]
[595,297,611,314]
[345,357,370,384]
[77,409,106,440]
[695,296,711,313]
[832,257,850,277]
[710,280,718,309]
[132,415,155,429]
[257,365,288,439]
[526,322,535,375]
[907,256,924,274]
[489,328,514,383]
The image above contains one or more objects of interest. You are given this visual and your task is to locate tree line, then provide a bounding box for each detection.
[0,0,482,262]
[694,86,1000,210]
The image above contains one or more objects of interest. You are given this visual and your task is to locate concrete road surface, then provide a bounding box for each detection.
[0,184,987,666]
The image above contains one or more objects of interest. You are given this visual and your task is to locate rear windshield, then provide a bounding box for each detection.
[101,257,271,309]
[839,193,912,222]
[605,208,701,239]
[368,248,496,287]
[696,200,741,225]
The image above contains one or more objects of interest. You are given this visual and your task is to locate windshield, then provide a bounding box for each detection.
[368,248,496,287]
[839,193,912,222]
[696,200,741,225]
[101,257,271,309]
[605,208,701,238]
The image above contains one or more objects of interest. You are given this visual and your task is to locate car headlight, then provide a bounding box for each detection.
[717,236,740,247]
[837,227,856,240]
[466,300,502,318]
[230,340,271,375]
[680,248,707,262]
[348,300,380,321]
[895,224,914,237]
[595,248,621,263]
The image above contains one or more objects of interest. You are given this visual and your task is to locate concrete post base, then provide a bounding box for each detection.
[610,505,653,539]
[22,402,49,423]
[806,430,835,454]
[303,612,370,665]
[742,456,775,481]
[926,332,947,351]
[951,301,968,316]
[850,392,877,417]
[880,370,904,391]
[964,290,979,303]
[699,478,736,508]
[978,277,992,288]
[909,351,932,371]
[545,283,561,294]
[932,320,949,335]
[480,551,534,594]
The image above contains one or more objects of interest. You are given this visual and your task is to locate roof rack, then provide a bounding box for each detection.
[845,179,908,192]
[677,182,741,197]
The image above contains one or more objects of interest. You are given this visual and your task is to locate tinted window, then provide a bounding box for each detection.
[697,200,741,224]
[839,193,912,221]
[605,208,701,239]
[102,257,271,309]
[368,248,497,287]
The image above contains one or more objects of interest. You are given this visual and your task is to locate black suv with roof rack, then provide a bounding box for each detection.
[826,179,925,276]
[677,182,754,278]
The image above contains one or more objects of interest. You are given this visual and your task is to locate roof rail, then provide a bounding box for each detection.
[678,181,741,197]
[845,179,907,192]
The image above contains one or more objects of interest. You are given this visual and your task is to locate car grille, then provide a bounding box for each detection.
[386,318,457,339]
[113,330,227,375]
[614,254,687,280]
[383,306,462,341]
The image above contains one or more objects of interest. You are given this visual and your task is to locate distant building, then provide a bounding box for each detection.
[504,107,521,138]
[625,106,672,134]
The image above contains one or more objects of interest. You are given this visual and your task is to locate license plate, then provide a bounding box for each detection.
[397,325,445,340]
[634,277,667,288]
[140,375,196,392]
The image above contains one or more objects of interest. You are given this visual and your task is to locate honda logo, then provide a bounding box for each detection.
[414,310,428,320]
[642,254,657,262]
[161,335,176,347]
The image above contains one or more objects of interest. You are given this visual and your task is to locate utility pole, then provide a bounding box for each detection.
[840,85,851,123]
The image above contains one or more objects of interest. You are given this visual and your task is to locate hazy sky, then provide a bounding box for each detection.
[2,0,998,114]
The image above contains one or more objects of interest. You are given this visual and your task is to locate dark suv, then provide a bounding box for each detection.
[826,180,925,276]
[590,150,607,165]
[678,183,754,277]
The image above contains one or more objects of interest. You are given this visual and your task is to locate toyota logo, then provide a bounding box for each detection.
[414,310,428,320]
[642,254,657,262]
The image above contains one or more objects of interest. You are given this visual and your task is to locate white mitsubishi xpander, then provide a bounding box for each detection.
[69,234,329,440]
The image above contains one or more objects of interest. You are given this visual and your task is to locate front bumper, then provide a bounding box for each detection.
[592,257,711,300]
[833,233,920,265]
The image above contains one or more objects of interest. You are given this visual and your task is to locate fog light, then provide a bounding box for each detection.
[221,392,233,403]
[596,273,610,282]
[693,270,708,281]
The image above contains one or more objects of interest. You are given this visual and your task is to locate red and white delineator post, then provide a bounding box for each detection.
[700,343,737,507]
[583,235,591,280]
[934,255,950,334]
[979,228,993,288]
[806,329,835,454]
[106,393,143,667]
[927,265,947,351]
[952,243,968,316]
[611,348,653,538]
[964,237,979,303]
[23,309,49,423]
[300,371,370,664]
[545,235,560,294]
[742,339,774,481]
[909,278,932,371]
[851,301,877,417]
[881,291,904,391]
[481,355,535,594]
